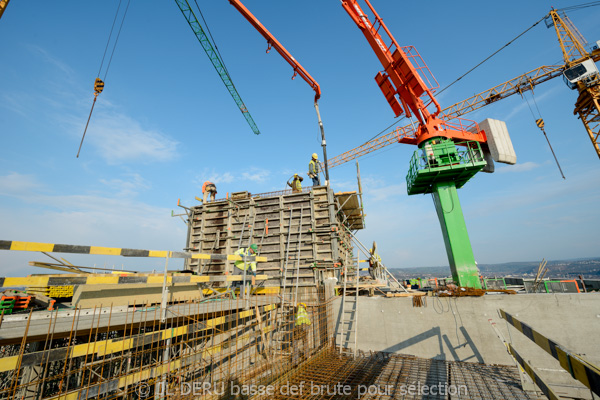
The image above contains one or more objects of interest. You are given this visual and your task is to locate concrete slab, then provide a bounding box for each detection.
[333,293,600,396]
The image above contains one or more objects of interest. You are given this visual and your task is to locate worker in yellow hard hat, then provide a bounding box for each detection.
[308,153,321,186]
[293,302,311,362]
[287,174,303,193]
[231,244,258,297]
[295,303,311,326]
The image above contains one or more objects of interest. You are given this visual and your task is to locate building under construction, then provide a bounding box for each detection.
[1,0,600,399]
[0,185,599,400]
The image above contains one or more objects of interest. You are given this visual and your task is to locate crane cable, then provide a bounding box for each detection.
[77,0,131,158]
[523,92,566,179]
[437,15,546,97]
[192,0,228,75]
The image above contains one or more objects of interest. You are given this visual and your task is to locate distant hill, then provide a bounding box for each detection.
[388,257,600,279]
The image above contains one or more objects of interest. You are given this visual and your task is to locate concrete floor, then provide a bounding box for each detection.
[334,293,600,399]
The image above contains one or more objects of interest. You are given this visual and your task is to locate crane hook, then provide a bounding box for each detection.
[291,69,297,80]
[266,42,272,54]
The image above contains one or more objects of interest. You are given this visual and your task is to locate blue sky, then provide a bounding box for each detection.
[1,1,599,277]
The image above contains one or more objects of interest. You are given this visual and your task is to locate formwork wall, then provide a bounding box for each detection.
[185,186,354,288]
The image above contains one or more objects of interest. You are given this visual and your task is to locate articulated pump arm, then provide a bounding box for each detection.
[228,0,321,101]
[341,0,440,123]
[228,0,331,182]
[341,0,486,146]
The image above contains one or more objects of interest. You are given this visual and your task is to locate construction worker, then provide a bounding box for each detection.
[287,174,303,193]
[368,248,382,280]
[232,244,258,294]
[295,302,311,327]
[294,302,311,361]
[202,181,217,203]
[368,248,381,269]
[308,153,321,186]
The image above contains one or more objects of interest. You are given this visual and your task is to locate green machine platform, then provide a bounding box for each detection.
[406,138,487,288]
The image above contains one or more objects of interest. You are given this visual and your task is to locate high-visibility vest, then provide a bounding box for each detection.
[369,253,381,268]
[295,305,311,326]
[309,159,319,175]
[292,178,302,191]
[234,248,256,272]
[202,181,216,193]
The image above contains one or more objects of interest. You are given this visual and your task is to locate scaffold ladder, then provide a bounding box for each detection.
[274,207,294,356]
[338,254,359,357]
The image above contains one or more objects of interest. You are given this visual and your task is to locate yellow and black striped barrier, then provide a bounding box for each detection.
[0,240,267,262]
[500,309,600,396]
[507,343,560,400]
[0,273,271,289]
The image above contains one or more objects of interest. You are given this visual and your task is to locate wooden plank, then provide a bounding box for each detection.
[385,292,427,297]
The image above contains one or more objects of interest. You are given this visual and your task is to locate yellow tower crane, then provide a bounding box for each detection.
[0,0,10,20]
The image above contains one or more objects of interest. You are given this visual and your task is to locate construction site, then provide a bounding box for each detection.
[1,0,600,399]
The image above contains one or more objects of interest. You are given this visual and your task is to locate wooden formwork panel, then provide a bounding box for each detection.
[185,187,350,288]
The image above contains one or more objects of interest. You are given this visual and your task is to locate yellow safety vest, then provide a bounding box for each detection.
[295,306,311,326]
[234,248,256,272]
[292,178,302,192]
[370,253,381,269]
[309,159,319,175]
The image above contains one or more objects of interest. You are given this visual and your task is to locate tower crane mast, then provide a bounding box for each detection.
[550,9,600,158]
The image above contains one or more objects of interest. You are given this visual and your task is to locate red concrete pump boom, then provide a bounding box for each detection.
[228,0,331,183]
[228,0,321,101]
[341,0,486,146]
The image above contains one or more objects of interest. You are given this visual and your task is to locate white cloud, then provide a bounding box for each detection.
[195,169,235,185]
[497,161,539,173]
[0,172,187,276]
[99,173,150,197]
[195,167,272,186]
[29,45,74,77]
[328,178,356,191]
[1,92,33,117]
[241,167,270,183]
[85,112,178,164]
[503,86,561,121]
[0,172,43,196]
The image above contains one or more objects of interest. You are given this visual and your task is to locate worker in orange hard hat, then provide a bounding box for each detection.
[287,174,303,193]
[202,181,217,203]
[308,153,321,186]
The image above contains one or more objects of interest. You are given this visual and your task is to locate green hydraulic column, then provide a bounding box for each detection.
[406,138,487,288]
[432,181,481,288]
